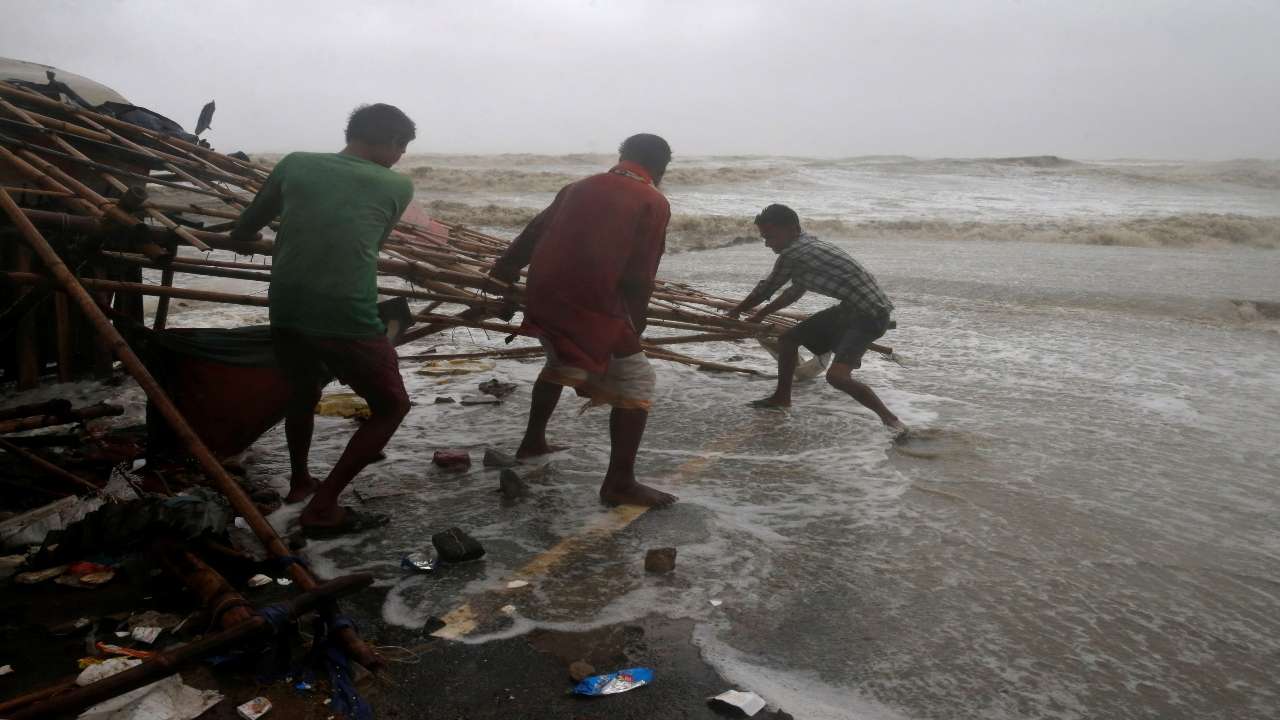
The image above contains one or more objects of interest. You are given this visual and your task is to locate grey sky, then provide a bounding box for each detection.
[4,0,1278,159]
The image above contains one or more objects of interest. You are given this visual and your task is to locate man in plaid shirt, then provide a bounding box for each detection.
[730,204,906,433]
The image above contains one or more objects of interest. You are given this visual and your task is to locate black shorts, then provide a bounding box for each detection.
[782,305,889,368]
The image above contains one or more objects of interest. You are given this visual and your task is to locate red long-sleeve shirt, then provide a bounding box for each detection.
[493,161,670,374]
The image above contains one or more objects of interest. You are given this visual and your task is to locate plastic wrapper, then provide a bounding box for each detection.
[572,667,654,696]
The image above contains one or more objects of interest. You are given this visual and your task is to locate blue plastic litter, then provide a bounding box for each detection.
[572,667,655,696]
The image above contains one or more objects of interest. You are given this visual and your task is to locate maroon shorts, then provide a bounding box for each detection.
[271,328,408,414]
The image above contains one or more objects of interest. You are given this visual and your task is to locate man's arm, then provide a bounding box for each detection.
[748,283,805,322]
[729,255,791,318]
[489,185,568,285]
[229,157,287,242]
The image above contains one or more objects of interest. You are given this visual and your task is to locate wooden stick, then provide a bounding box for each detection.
[153,267,174,329]
[0,401,121,435]
[54,292,72,382]
[0,436,102,494]
[0,187,383,670]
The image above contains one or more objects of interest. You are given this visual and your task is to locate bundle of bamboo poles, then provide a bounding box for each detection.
[0,77,889,382]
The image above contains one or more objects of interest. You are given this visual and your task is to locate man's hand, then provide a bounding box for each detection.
[727,308,742,321]
[747,309,771,323]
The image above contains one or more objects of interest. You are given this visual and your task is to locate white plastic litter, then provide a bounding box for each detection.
[76,658,223,720]
[506,580,529,589]
[130,626,162,644]
[708,689,768,717]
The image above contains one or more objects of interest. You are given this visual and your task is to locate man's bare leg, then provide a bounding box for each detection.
[283,385,322,503]
[516,379,569,459]
[753,337,799,407]
[301,392,410,528]
[825,363,906,432]
[599,407,676,507]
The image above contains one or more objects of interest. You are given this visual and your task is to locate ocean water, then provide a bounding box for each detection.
[107,154,1280,718]
[393,153,1280,251]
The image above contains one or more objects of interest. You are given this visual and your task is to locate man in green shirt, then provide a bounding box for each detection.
[231,103,416,537]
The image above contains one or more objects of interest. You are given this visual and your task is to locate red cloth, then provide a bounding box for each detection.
[497,161,670,375]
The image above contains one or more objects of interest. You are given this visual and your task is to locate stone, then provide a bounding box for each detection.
[645,547,677,574]
[569,660,595,683]
[498,469,529,499]
[432,527,486,563]
[434,396,456,404]
[483,448,519,468]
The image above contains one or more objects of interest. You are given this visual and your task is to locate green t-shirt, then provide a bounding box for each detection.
[234,152,414,338]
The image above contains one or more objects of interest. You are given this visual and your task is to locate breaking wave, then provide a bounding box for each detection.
[419,201,1280,252]
[402,163,786,193]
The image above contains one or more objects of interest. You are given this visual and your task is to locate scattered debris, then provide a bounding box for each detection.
[400,552,437,572]
[432,450,471,469]
[130,626,163,644]
[432,527,486,563]
[0,553,25,579]
[0,664,12,676]
[15,564,68,584]
[500,604,517,616]
[314,393,371,419]
[708,689,768,717]
[96,643,155,659]
[645,547,677,574]
[417,358,497,376]
[0,495,104,548]
[498,468,529,499]
[482,448,519,468]
[572,667,655,696]
[710,599,724,607]
[459,395,501,405]
[568,661,595,683]
[236,696,273,720]
[247,574,273,588]
[505,579,529,589]
[478,379,518,398]
[433,396,456,404]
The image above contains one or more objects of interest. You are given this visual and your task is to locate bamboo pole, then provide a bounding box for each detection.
[0,187,383,670]
[14,244,39,389]
[0,436,102,494]
[0,402,121,435]
[153,268,174,329]
[54,292,72,381]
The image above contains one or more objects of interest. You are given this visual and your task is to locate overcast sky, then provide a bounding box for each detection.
[4,0,1278,159]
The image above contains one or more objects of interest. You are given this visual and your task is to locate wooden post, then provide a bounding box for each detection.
[54,292,72,382]
[153,268,174,330]
[14,244,39,389]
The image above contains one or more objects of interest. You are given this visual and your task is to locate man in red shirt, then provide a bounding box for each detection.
[490,134,675,507]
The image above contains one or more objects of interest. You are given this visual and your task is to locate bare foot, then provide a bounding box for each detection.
[516,442,568,460]
[599,481,677,508]
[750,396,791,409]
[885,418,910,438]
[284,474,319,504]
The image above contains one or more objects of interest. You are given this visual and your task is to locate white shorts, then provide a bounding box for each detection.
[538,339,656,411]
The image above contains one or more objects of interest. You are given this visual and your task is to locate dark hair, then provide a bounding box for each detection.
[754,203,800,228]
[346,103,416,147]
[618,133,672,175]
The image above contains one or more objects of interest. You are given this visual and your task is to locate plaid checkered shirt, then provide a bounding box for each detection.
[745,234,893,318]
